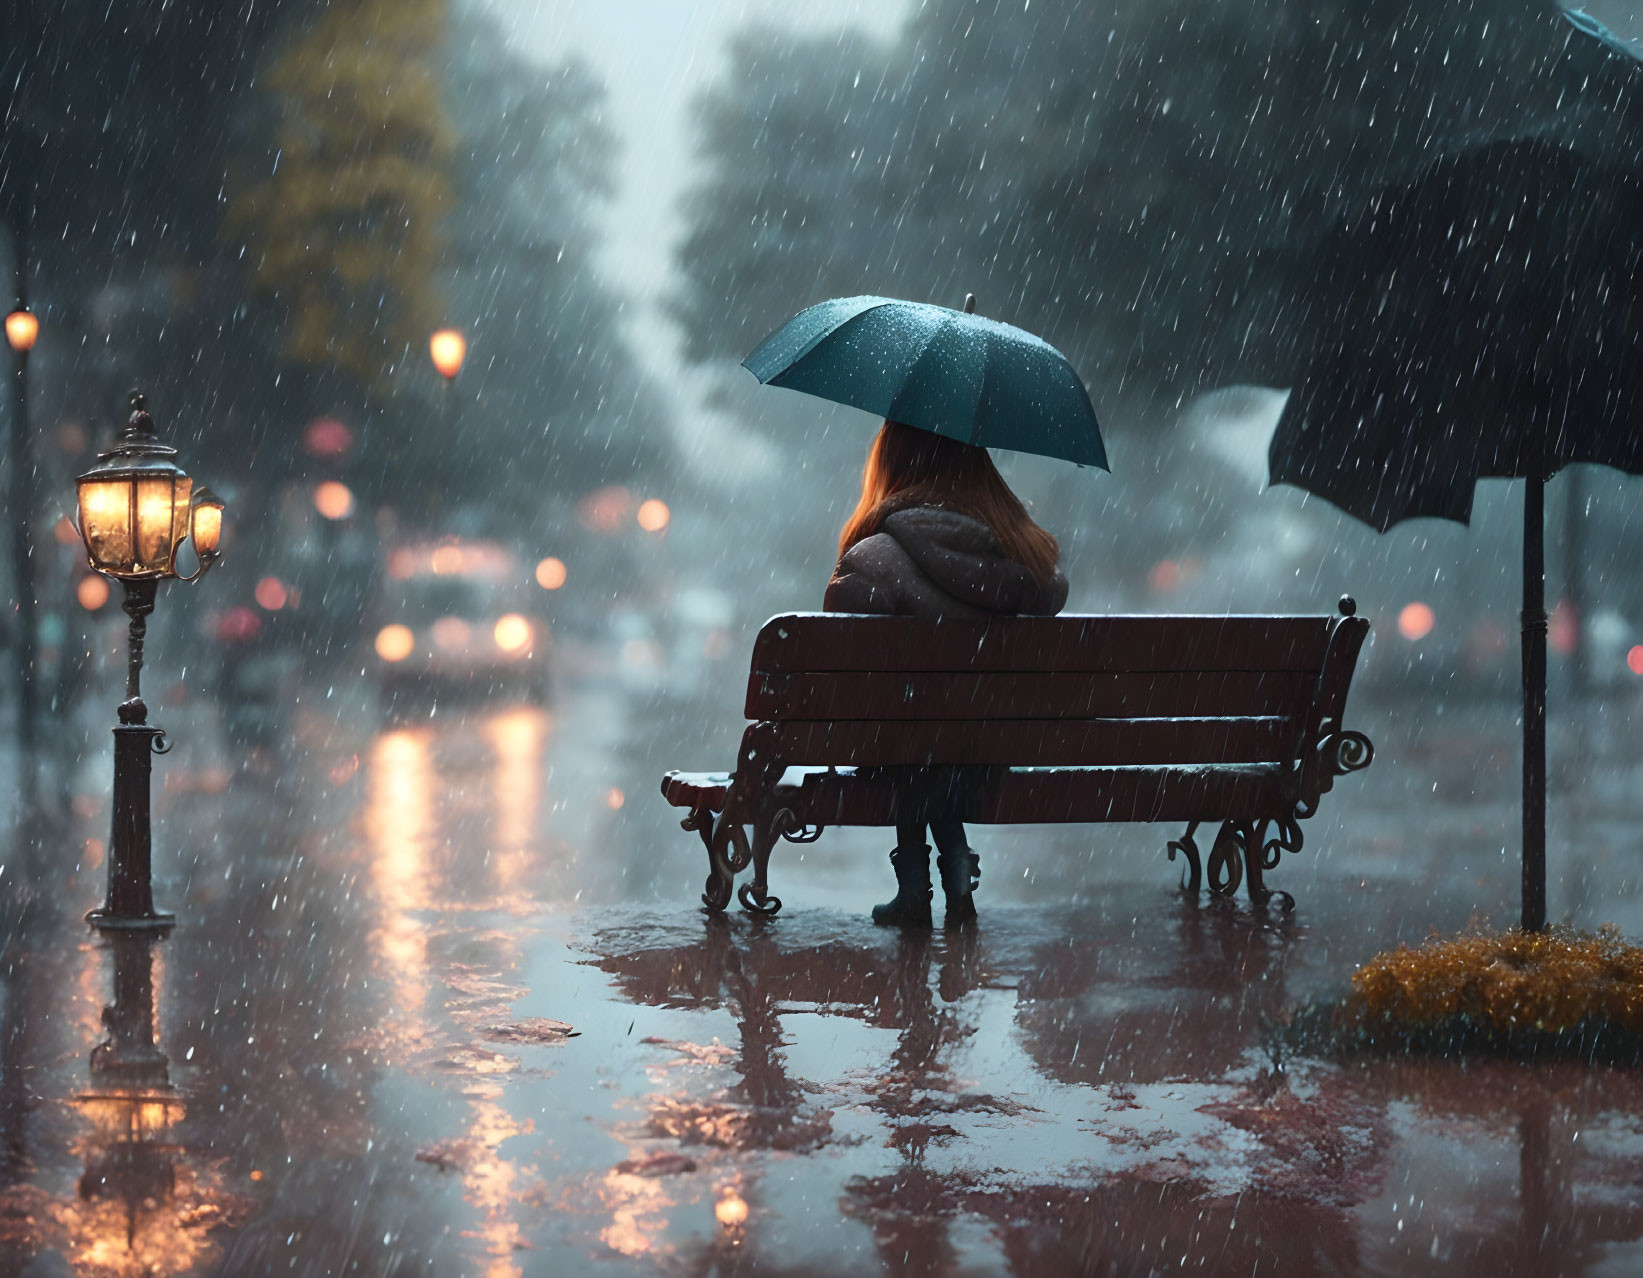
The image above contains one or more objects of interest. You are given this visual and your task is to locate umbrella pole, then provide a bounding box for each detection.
[1521,474,1548,933]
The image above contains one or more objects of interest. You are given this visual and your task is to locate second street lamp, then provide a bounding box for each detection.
[76,391,226,929]
[429,326,465,429]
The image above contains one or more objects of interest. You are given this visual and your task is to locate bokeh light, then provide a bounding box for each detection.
[494,614,531,653]
[1628,645,1643,676]
[255,577,289,611]
[314,480,355,520]
[1549,599,1579,656]
[606,787,625,810]
[432,617,472,651]
[387,548,419,580]
[578,485,633,533]
[375,624,415,662]
[76,575,110,610]
[214,606,261,643]
[1398,601,1435,641]
[636,499,671,532]
[302,416,353,458]
[535,556,567,589]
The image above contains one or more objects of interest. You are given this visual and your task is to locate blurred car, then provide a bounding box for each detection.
[371,540,550,707]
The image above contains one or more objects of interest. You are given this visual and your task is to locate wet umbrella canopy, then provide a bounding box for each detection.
[1264,136,1643,931]
[1267,140,1643,530]
[743,295,1108,468]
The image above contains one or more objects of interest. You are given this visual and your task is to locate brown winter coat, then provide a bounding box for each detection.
[823,506,1068,618]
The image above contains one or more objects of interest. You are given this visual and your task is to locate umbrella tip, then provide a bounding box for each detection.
[1338,595,1357,618]
[963,293,977,315]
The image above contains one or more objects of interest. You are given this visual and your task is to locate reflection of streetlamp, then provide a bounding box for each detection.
[76,392,226,928]
[77,929,186,1261]
[430,326,465,427]
[7,302,40,797]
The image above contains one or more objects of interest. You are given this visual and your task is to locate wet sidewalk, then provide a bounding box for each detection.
[3,688,1643,1275]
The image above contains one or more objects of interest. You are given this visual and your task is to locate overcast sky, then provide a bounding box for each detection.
[478,0,907,300]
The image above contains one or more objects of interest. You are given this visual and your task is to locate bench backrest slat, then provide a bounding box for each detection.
[762,718,1295,767]
[749,613,1334,676]
[748,669,1320,723]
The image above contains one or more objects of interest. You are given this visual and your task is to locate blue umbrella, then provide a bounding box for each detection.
[743,295,1108,469]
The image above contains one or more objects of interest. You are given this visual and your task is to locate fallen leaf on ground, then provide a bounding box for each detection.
[479,1018,579,1044]
[614,1151,699,1177]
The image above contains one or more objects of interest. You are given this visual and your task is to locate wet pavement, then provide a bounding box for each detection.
[3,677,1643,1276]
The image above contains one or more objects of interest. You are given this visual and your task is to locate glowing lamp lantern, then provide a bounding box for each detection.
[5,307,39,353]
[188,486,225,565]
[76,399,194,580]
[429,328,466,381]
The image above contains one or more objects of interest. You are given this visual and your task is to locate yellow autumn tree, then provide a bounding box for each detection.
[232,0,453,383]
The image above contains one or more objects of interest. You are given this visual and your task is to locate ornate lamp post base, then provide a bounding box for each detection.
[86,578,175,931]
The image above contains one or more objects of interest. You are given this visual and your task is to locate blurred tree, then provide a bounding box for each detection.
[229,0,454,385]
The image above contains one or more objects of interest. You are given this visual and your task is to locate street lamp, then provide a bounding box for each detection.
[430,327,465,429]
[429,327,466,381]
[76,391,226,929]
[5,308,39,353]
[7,303,40,798]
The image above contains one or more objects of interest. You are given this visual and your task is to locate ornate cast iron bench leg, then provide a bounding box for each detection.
[702,809,751,915]
[1171,817,1303,911]
[1167,821,1203,894]
[734,807,825,918]
[681,803,714,854]
[1206,822,1244,899]
[1240,816,1301,912]
[737,809,785,917]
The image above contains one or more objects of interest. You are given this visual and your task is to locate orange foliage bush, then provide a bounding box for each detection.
[1350,925,1643,1035]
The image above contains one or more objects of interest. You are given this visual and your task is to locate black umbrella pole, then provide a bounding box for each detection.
[1522,474,1548,933]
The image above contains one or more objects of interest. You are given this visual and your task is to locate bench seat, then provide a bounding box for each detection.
[662,764,1288,826]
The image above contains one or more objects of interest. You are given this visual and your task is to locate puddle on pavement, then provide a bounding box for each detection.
[2,696,1643,1274]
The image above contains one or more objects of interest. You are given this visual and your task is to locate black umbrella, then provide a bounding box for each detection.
[1261,136,1643,931]
[1207,4,1643,388]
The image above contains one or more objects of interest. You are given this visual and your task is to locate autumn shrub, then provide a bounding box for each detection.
[1348,924,1643,1036]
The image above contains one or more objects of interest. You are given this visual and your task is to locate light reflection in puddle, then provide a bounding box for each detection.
[367,728,434,1017]
[482,707,548,899]
[362,707,553,1276]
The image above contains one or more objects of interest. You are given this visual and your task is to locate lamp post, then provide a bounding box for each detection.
[429,327,466,427]
[76,392,225,929]
[7,302,39,798]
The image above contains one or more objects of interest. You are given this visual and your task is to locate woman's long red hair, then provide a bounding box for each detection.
[838,421,1059,584]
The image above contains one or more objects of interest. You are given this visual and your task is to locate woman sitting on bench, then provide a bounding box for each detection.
[824,420,1070,928]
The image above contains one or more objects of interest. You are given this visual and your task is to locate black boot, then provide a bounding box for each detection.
[871,845,933,927]
[937,848,980,928]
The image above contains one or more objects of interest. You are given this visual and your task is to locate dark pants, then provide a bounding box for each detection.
[897,815,969,856]
[888,763,979,856]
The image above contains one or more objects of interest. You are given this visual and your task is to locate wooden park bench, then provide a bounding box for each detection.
[660,599,1374,916]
